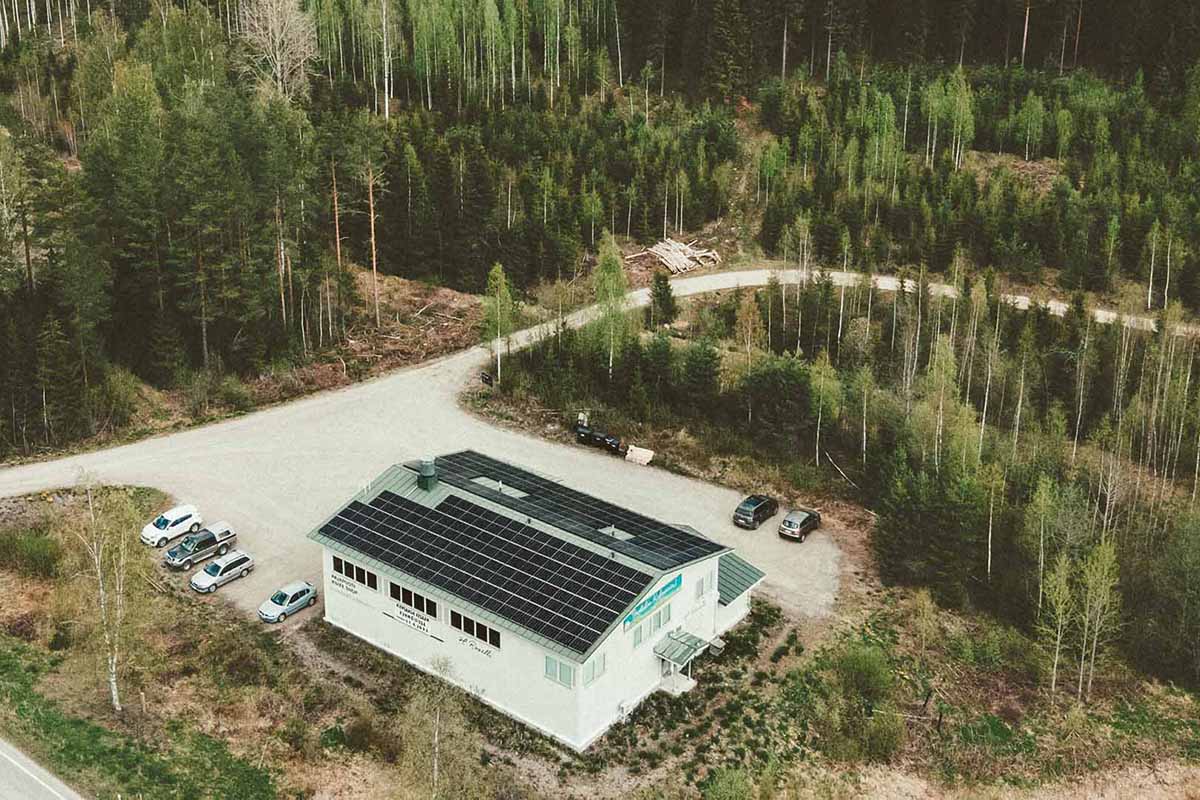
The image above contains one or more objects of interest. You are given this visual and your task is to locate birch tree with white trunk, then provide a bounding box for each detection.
[239,0,317,101]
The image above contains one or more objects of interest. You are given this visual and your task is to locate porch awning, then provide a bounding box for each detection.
[654,630,709,667]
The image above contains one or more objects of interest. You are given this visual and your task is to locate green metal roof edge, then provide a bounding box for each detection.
[717,552,766,606]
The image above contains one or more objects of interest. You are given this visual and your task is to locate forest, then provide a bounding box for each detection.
[0,0,1199,467]
[500,242,1200,695]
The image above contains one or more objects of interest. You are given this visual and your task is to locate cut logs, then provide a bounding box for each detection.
[626,238,721,274]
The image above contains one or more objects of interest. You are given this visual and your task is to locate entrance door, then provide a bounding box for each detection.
[660,658,673,678]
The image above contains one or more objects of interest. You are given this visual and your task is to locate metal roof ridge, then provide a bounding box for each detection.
[397,459,661,576]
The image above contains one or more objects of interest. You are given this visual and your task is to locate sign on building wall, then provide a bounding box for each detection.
[385,604,432,636]
[623,574,682,629]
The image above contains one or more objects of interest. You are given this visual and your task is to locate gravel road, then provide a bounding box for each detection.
[0,268,1161,622]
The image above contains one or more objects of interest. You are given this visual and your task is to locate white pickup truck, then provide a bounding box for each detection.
[163,522,237,570]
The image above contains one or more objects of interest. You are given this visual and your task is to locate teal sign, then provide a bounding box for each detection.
[624,574,682,629]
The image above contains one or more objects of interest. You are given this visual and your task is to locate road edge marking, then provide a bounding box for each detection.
[0,741,70,800]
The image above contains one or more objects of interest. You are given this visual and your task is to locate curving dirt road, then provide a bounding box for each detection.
[0,268,1165,623]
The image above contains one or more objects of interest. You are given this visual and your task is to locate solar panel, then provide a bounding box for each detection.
[318,491,653,654]
[432,451,725,570]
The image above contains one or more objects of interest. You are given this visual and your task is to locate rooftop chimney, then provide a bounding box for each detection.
[417,458,438,491]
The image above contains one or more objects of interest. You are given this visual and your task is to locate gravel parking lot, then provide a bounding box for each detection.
[0,272,843,621]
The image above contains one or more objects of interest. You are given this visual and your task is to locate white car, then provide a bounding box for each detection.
[140,505,202,547]
[189,550,254,593]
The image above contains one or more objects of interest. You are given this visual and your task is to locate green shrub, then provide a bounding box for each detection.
[279,716,310,753]
[862,708,906,762]
[318,724,347,749]
[0,526,63,578]
[216,375,255,412]
[96,367,142,429]
[180,370,213,419]
[833,643,893,707]
[702,767,753,800]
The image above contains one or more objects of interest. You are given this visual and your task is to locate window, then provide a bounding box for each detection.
[333,556,377,591]
[545,655,575,688]
[390,583,438,619]
[450,609,500,649]
[583,653,607,686]
[663,603,671,625]
[633,625,644,648]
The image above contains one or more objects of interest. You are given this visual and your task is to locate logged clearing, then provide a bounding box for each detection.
[962,150,1065,195]
[250,268,482,405]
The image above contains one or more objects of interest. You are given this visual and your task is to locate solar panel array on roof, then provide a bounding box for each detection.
[318,489,653,654]
[432,450,726,570]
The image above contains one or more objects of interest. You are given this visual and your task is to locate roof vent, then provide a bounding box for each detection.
[417,459,438,491]
[599,525,635,541]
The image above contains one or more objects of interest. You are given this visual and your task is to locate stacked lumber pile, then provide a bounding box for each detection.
[626,238,721,274]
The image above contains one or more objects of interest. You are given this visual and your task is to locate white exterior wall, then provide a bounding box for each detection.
[322,548,728,751]
[321,550,586,747]
[574,556,722,748]
[715,590,753,637]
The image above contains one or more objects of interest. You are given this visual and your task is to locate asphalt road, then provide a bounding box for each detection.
[0,738,83,800]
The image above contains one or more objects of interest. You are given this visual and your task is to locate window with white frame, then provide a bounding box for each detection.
[633,625,644,648]
[650,603,671,635]
[583,653,607,685]
[544,655,575,687]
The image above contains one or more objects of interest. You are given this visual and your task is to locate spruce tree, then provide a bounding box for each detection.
[649,270,677,327]
[706,0,748,101]
[35,315,78,444]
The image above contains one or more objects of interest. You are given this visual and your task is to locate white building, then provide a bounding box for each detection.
[308,450,764,751]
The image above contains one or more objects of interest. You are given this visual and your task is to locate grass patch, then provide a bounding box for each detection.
[0,634,275,799]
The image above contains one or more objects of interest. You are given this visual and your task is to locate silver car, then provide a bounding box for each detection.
[257,581,318,623]
[190,550,254,593]
[778,508,821,542]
